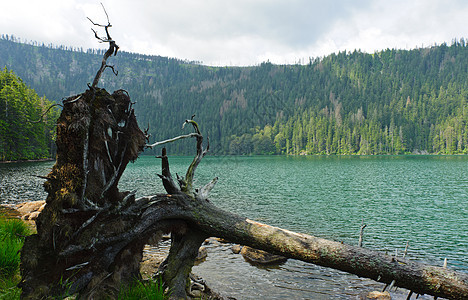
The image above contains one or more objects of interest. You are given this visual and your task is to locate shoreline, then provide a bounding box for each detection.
[0,158,54,164]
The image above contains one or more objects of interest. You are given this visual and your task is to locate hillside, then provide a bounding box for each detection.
[1,36,467,155]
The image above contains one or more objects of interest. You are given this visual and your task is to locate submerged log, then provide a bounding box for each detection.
[240,246,287,265]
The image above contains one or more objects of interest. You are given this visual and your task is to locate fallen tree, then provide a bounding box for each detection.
[19,11,468,300]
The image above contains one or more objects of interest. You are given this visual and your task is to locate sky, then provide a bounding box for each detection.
[1,0,468,66]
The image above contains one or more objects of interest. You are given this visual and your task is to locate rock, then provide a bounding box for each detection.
[358,291,391,300]
[140,245,169,280]
[231,244,242,254]
[190,289,202,298]
[25,211,41,221]
[0,205,21,218]
[196,246,208,262]
[15,200,45,221]
[203,237,220,246]
[240,246,287,265]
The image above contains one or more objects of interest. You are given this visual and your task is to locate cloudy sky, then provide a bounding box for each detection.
[1,0,468,66]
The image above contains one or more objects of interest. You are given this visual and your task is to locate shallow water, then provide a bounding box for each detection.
[1,155,467,299]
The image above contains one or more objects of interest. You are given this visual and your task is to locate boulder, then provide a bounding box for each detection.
[15,200,45,220]
[241,246,287,265]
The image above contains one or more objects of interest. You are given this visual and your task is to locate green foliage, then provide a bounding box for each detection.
[0,276,21,300]
[1,37,467,155]
[118,277,168,300]
[0,67,59,161]
[0,240,22,278]
[0,216,31,241]
[0,217,30,278]
[0,215,31,299]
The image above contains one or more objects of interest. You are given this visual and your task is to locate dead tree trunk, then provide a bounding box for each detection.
[19,87,468,299]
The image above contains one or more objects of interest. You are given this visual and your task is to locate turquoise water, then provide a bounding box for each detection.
[1,155,467,299]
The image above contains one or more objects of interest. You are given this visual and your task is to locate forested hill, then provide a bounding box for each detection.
[1,36,467,155]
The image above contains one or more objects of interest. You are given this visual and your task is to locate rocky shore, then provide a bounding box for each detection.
[0,158,54,164]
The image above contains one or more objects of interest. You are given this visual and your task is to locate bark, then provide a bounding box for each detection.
[20,87,468,300]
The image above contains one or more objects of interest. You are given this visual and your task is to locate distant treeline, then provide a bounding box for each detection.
[0,36,467,155]
[0,68,59,161]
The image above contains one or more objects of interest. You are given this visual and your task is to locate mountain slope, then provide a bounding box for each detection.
[1,36,467,155]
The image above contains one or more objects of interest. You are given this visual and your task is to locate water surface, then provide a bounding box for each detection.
[1,155,467,299]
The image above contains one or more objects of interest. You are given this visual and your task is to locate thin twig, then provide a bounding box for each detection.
[403,241,409,258]
[65,262,90,271]
[358,218,367,247]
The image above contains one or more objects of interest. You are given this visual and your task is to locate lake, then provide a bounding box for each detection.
[1,155,467,299]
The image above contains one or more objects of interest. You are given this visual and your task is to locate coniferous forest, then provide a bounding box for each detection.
[0,35,467,156]
[0,67,59,161]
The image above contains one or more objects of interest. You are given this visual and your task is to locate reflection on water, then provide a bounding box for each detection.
[1,156,467,299]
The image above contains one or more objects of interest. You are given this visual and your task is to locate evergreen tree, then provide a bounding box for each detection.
[0,68,59,161]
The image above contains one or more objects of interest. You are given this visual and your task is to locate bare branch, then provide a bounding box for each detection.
[88,4,119,88]
[182,119,202,135]
[197,176,218,200]
[26,103,62,123]
[100,2,110,25]
[105,65,118,76]
[182,118,207,194]
[157,148,180,194]
[146,133,199,148]
[63,94,82,105]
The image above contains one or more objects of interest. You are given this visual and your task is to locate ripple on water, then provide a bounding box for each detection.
[2,156,467,299]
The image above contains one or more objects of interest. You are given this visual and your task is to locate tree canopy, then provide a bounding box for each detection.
[0,68,59,161]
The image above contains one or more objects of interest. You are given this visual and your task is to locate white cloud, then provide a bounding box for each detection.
[1,0,468,66]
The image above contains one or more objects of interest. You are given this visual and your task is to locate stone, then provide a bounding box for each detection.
[196,246,208,262]
[231,244,242,254]
[240,246,287,265]
[15,200,45,221]
[25,211,41,220]
[359,291,392,300]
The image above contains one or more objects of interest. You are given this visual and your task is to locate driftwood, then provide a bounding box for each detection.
[19,9,468,300]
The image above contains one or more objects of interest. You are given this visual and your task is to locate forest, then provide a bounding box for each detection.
[0,68,59,161]
[0,35,467,156]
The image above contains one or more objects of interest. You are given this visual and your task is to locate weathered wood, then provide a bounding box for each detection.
[144,193,468,300]
[20,87,148,299]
